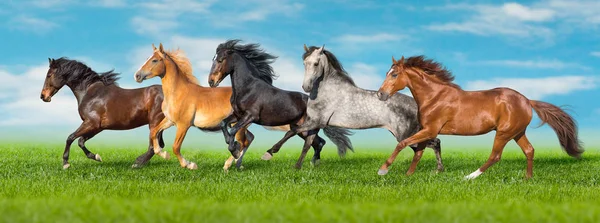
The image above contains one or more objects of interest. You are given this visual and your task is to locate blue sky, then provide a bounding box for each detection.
[0,0,599,149]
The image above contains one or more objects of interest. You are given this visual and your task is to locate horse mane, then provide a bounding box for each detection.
[163,49,199,85]
[404,55,460,89]
[303,46,356,86]
[53,57,120,89]
[217,39,278,85]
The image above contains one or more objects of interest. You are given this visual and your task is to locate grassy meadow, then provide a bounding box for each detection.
[0,143,598,223]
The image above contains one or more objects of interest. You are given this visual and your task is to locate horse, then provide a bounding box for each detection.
[293,45,444,175]
[134,43,257,170]
[207,40,353,169]
[40,57,166,169]
[377,55,584,179]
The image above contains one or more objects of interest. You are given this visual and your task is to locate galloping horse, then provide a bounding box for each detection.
[292,45,443,174]
[40,58,165,169]
[135,44,255,170]
[377,55,583,179]
[208,40,353,168]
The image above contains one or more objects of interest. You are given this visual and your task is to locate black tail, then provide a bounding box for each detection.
[158,131,165,148]
[323,126,354,158]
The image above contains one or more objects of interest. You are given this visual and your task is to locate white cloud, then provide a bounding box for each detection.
[345,63,384,90]
[502,2,555,22]
[130,16,179,35]
[94,0,127,7]
[0,65,80,126]
[480,59,589,70]
[336,33,404,44]
[8,15,58,34]
[591,52,600,57]
[466,76,597,100]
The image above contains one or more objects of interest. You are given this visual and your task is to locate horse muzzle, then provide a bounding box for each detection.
[377,91,390,101]
[134,71,148,83]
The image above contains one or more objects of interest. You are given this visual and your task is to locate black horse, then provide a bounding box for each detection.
[208,40,353,168]
[40,58,165,169]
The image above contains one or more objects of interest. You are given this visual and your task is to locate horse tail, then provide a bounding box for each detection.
[530,100,583,158]
[323,126,354,158]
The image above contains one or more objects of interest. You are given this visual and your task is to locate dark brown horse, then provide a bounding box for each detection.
[377,55,583,179]
[40,57,166,169]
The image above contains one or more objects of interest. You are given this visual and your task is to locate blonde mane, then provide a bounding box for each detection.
[163,49,199,85]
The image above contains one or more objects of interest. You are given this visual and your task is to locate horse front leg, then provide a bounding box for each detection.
[220,115,238,145]
[378,129,437,175]
[227,113,254,159]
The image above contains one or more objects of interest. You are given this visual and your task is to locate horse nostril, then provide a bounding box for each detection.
[40,94,44,99]
[377,92,382,98]
[209,80,214,86]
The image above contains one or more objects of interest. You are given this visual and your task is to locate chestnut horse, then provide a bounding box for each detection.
[41,57,165,169]
[377,55,583,179]
[134,43,256,170]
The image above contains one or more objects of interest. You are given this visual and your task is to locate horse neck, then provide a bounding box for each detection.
[65,79,102,105]
[322,68,356,91]
[406,69,454,107]
[160,56,193,100]
[230,57,262,96]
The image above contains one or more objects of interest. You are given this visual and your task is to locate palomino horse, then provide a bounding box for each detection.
[377,55,583,179]
[135,43,255,170]
[40,58,165,169]
[208,40,353,169]
[293,45,443,175]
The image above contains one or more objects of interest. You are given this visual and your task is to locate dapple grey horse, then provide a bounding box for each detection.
[283,45,444,174]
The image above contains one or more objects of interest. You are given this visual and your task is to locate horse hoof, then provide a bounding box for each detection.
[223,168,229,173]
[187,162,198,170]
[311,159,320,166]
[377,169,388,175]
[63,163,71,169]
[294,164,303,170]
[261,152,273,161]
[132,163,141,169]
[95,154,103,162]
[436,168,445,173]
[160,151,170,160]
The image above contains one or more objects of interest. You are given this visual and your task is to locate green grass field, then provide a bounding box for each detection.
[0,144,599,223]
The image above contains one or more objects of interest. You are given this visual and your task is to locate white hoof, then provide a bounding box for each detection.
[464,169,483,180]
[95,154,103,162]
[238,165,244,170]
[63,163,71,169]
[261,152,273,161]
[187,162,198,170]
[132,163,140,168]
[377,169,388,175]
[159,151,170,160]
[311,159,320,166]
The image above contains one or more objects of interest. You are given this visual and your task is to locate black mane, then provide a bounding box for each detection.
[53,57,120,89]
[303,46,355,86]
[217,39,278,85]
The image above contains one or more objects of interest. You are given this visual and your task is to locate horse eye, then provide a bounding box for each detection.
[152,59,158,63]
[313,63,318,66]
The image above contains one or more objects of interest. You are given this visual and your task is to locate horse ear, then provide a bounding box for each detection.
[303,44,309,53]
[48,58,52,64]
[399,56,405,65]
[152,43,157,51]
[392,56,397,64]
[158,43,164,53]
[316,44,325,55]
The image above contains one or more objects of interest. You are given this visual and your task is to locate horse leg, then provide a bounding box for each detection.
[172,125,196,170]
[405,142,426,176]
[294,129,319,169]
[225,127,253,172]
[220,115,237,145]
[133,129,163,168]
[235,128,254,169]
[378,129,436,175]
[262,130,296,161]
[429,138,444,173]
[464,133,511,180]
[295,131,325,166]
[62,121,98,169]
[514,132,535,179]
[77,130,103,162]
[227,113,254,159]
[152,118,174,160]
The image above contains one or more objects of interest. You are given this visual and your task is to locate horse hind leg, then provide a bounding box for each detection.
[294,130,318,169]
[152,118,174,160]
[464,133,511,180]
[262,130,296,161]
[514,132,535,179]
[133,129,163,168]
